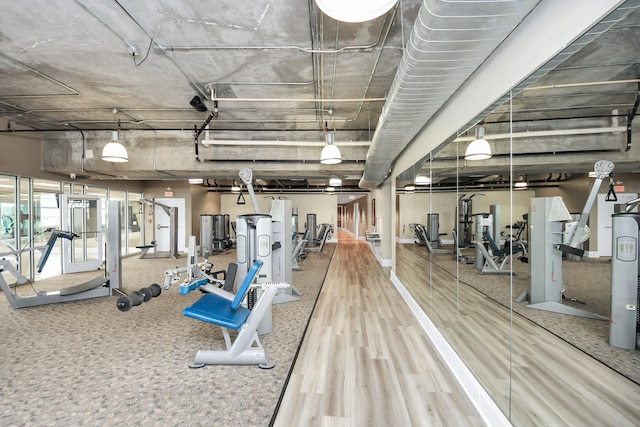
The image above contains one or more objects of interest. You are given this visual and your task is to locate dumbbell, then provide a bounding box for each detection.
[116,283,162,312]
[138,283,162,302]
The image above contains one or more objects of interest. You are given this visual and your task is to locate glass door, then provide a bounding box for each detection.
[61,195,102,273]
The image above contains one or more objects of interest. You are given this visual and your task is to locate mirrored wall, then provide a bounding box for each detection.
[394,97,640,424]
[395,128,520,417]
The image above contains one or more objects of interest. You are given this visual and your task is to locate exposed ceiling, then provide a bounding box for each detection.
[0,1,639,193]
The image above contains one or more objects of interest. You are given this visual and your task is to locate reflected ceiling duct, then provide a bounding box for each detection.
[359,0,539,189]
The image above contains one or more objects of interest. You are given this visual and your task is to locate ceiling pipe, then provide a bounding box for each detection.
[453,126,628,143]
[523,78,640,91]
[200,139,370,147]
[205,97,386,103]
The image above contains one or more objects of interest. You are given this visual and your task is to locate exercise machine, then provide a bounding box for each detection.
[115,283,162,312]
[306,223,331,252]
[412,223,451,255]
[516,160,613,320]
[236,169,298,333]
[473,212,526,275]
[269,198,302,302]
[456,194,482,247]
[161,236,237,298]
[181,259,289,369]
[426,213,449,250]
[0,200,122,309]
[305,213,318,249]
[200,214,232,257]
[609,197,640,350]
[473,213,512,275]
[291,238,308,271]
[452,229,475,264]
[136,198,179,259]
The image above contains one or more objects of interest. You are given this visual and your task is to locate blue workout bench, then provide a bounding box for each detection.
[182,260,285,369]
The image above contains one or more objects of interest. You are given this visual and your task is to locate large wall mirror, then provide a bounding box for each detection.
[392,3,640,423]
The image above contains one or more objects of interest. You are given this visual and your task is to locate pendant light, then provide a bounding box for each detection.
[320,126,342,164]
[315,0,398,23]
[102,116,128,163]
[464,126,492,161]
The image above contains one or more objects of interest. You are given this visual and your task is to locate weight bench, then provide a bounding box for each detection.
[136,241,156,258]
[414,223,451,255]
[452,229,475,264]
[475,231,526,275]
[307,224,331,252]
[291,239,308,271]
[182,260,287,369]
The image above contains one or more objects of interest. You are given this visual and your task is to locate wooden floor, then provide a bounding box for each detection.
[273,231,484,426]
[395,243,640,426]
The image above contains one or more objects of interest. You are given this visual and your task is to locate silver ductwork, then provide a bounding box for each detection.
[359,0,540,189]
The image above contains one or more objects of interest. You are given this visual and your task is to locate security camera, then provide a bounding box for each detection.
[190,95,208,112]
[70,173,76,180]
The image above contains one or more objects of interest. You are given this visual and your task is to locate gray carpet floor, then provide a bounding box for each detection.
[414,245,640,385]
[0,245,334,426]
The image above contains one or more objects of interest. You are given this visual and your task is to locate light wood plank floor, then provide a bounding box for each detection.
[273,231,484,427]
[395,243,640,426]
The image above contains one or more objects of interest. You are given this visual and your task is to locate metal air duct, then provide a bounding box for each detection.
[359,0,540,189]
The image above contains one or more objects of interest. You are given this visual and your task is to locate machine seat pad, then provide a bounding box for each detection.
[183,293,250,330]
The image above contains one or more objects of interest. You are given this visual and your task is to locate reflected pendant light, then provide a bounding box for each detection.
[464,126,491,161]
[329,177,342,187]
[315,0,398,23]
[102,130,128,162]
[414,175,431,185]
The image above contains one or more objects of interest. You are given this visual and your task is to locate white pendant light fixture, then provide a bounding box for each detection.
[464,126,492,161]
[102,130,128,162]
[414,175,431,185]
[188,178,203,184]
[320,131,342,164]
[315,0,398,23]
[515,176,528,189]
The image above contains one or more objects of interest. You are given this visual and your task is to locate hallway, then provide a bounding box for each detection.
[273,231,483,426]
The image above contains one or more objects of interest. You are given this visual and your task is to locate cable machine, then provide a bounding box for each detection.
[610,197,640,350]
[516,160,614,320]
[137,198,179,259]
[0,200,122,308]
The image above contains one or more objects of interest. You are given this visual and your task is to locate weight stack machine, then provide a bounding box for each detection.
[200,214,214,257]
[236,213,273,335]
[456,195,474,247]
[474,213,493,270]
[270,199,301,303]
[306,213,317,248]
[236,214,273,285]
[610,212,640,350]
